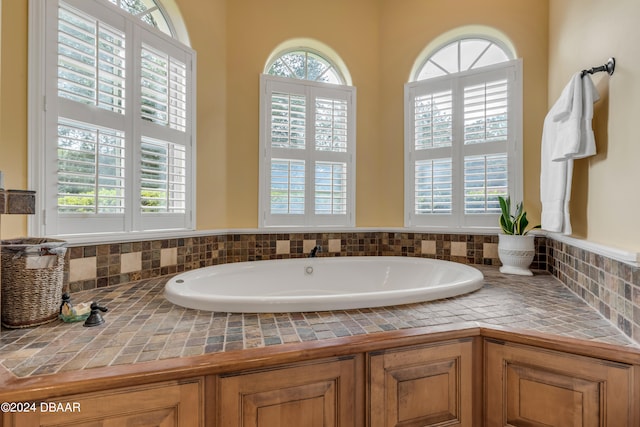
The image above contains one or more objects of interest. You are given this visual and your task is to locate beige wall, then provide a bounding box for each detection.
[549,0,640,251]
[377,0,548,227]
[176,0,228,229]
[0,0,549,239]
[0,0,27,238]
[225,0,383,226]
[223,0,548,228]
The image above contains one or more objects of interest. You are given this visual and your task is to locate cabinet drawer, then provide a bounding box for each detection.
[3,378,203,427]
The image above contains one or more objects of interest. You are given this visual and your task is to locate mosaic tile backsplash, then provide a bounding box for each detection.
[64,232,546,292]
[547,239,640,343]
[57,230,638,344]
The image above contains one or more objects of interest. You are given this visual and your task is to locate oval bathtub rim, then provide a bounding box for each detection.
[164,256,485,313]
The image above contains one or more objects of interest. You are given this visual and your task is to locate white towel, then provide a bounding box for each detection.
[576,75,599,158]
[554,74,600,160]
[550,73,583,162]
[540,73,599,234]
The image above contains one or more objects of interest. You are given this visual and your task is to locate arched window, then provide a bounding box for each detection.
[30,0,196,238]
[107,0,175,36]
[405,32,522,229]
[413,38,512,80]
[259,44,356,227]
[266,49,345,84]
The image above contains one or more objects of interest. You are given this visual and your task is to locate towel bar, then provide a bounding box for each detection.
[581,57,615,78]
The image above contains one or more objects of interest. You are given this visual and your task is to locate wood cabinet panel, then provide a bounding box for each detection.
[485,339,634,426]
[369,338,474,427]
[2,378,203,427]
[216,355,362,427]
[0,328,637,427]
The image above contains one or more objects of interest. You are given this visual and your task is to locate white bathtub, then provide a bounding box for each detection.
[164,256,484,313]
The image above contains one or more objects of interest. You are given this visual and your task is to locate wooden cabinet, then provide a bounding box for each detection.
[215,355,363,427]
[1,328,638,427]
[484,339,635,426]
[2,378,203,427]
[368,338,475,427]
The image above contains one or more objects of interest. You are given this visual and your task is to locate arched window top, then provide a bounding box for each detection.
[106,0,190,44]
[265,39,351,85]
[410,26,516,82]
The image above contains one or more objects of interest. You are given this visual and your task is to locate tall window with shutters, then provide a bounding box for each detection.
[33,0,195,236]
[405,37,522,228]
[260,48,355,227]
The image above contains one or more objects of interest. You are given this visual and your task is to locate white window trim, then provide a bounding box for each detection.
[265,38,353,86]
[259,74,356,228]
[404,60,523,230]
[28,0,197,239]
[409,26,518,82]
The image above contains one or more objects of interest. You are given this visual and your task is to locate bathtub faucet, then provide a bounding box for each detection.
[309,245,322,258]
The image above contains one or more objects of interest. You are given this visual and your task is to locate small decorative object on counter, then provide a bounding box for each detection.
[83,302,108,327]
[1,238,67,328]
[497,196,541,276]
[59,293,91,323]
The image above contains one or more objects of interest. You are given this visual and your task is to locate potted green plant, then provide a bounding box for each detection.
[497,196,540,275]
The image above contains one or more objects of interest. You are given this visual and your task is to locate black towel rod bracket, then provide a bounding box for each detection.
[581,57,615,78]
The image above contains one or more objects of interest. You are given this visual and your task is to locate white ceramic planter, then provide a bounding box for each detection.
[498,234,535,276]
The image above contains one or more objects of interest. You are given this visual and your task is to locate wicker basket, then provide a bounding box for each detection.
[1,238,67,328]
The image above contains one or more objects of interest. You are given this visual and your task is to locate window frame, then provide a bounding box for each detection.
[265,47,346,85]
[404,57,523,230]
[28,0,196,239]
[259,74,356,228]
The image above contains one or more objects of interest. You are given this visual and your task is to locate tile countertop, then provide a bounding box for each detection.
[0,265,636,378]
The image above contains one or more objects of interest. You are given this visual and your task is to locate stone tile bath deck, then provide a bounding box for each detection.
[0,266,635,378]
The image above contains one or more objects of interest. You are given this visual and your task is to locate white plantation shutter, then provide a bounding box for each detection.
[57,3,126,113]
[270,159,305,214]
[137,27,193,231]
[405,60,522,228]
[315,98,348,152]
[463,153,508,213]
[260,75,355,227]
[41,0,195,236]
[415,158,452,215]
[411,87,454,222]
[460,72,511,221]
[315,161,347,214]
[271,92,306,149]
[463,79,508,145]
[140,43,188,131]
[140,137,186,213]
[57,119,125,214]
[414,91,453,150]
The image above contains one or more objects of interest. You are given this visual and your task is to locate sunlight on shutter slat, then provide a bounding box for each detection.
[271,160,305,214]
[57,119,125,214]
[464,154,507,214]
[140,137,187,213]
[415,158,452,214]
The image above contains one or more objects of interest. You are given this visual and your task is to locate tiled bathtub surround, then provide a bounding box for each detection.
[60,230,640,343]
[0,267,634,378]
[547,239,640,343]
[65,236,227,292]
[64,232,547,293]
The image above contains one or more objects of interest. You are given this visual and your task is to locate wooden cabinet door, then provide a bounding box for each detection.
[485,339,635,426]
[368,338,475,427]
[216,355,362,427]
[3,378,203,427]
